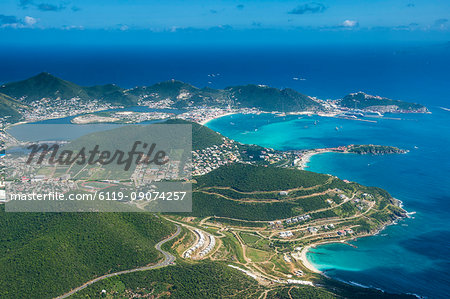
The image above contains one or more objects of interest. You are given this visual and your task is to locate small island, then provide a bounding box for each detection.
[347,144,408,155]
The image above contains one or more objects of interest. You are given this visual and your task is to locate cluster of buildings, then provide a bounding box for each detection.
[184,229,205,258]
[192,140,240,176]
[132,160,182,186]
[279,231,293,238]
[177,108,234,124]
[71,111,174,124]
[184,229,216,259]
[294,269,304,277]
[20,98,118,123]
[6,179,77,199]
[269,214,312,229]
[176,107,259,124]
[337,228,354,236]
[0,130,17,151]
[199,234,215,257]
[138,98,174,109]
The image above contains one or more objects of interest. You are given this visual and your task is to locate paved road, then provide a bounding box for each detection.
[55,225,181,299]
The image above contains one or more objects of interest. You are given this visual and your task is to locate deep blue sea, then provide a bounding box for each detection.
[3,44,450,298]
[1,44,449,106]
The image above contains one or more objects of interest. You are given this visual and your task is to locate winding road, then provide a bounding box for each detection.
[55,225,181,299]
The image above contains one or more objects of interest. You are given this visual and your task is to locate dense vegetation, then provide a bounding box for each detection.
[0,72,136,105]
[339,92,426,111]
[0,93,26,122]
[195,163,330,192]
[0,206,175,299]
[187,192,297,221]
[72,262,263,298]
[84,84,137,105]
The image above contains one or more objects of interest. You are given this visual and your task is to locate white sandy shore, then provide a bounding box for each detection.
[300,240,356,274]
[300,245,322,273]
[200,112,239,126]
[298,150,333,170]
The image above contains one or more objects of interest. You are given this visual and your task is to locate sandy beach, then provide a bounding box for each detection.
[298,150,333,170]
[200,112,239,126]
[299,245,322,273]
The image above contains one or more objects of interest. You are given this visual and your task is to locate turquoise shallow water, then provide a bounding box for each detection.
[207,109,450,298]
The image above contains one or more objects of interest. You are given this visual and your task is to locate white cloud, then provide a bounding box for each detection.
[341,20,358,28]
[24,16,37,26]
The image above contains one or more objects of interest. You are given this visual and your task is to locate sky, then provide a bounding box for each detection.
[0,0,449,46]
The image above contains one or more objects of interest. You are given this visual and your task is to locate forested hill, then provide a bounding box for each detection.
[0,73,429,117]
[225,85,323,112]
[338,92,428,112]
[0,72,137,105]
[0,207,175,298]
[0,73,323,112]
[195,163,330,192]
[0,93,27,122]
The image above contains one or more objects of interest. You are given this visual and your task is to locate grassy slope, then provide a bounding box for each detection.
[0,93,27,121]
[165,118,224,150]
[0,206,175,298]
[226,84,323,112]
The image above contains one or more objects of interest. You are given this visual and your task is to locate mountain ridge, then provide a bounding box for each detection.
[0,73,428,118]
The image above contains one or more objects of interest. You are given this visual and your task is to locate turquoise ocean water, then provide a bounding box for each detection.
[206,109,450,298]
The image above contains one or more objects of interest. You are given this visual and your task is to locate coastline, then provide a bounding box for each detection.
[299,244,322,273]
[298,150,333,170]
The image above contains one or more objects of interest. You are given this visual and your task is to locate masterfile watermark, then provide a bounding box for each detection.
[3,124,192,212]
[26,141,169,171]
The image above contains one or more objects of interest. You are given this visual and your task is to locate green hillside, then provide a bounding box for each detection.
[0,93,27,122]
[165,118,224,150]
[0,72,89,103]
[339,92,427,112]
[71,262,263,298]
[0,206,175,298]
[84,84,137,106]
[129,80,229,108]
[226,85,323,112]
[195,163,329,192]
[0,73,137,106]
[137,80,199,99]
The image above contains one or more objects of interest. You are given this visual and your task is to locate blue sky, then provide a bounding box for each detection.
[0,0,449,46]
